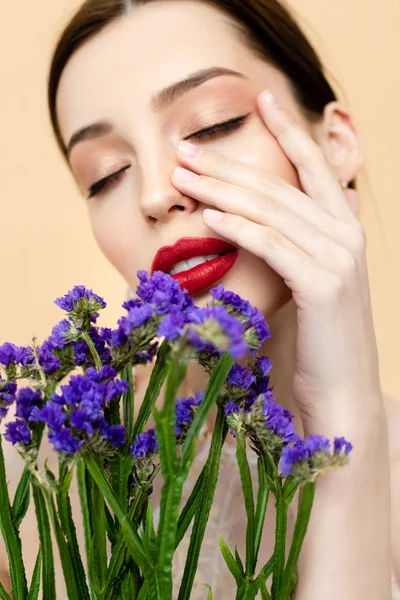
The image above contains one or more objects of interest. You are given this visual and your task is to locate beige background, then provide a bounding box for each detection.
[0,0,399,591]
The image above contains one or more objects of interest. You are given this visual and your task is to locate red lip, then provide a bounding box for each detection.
[151,237,239,296]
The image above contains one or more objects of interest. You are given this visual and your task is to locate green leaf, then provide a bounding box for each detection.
[218,535,243,585]
[76,460,94,598]
[11,466,31,529]
[0,581,11,600]
[88,535,103,596]
[234,547,245,578]
[27,546,41,600]
[181,353,235,462]
[175,465,204,549]
[0,435,27,599]
[236,431,255,577]
[254,457,269,567]
[56,477,91,600]
[42,487,83,600]
[132,339,171,439]
[104,502,118,547]
[32,484,56,600]
[120,572,137,600]
[122,364,134,444]
[277,482,315,600]
[177,405,227,600]
[201,584,213,600]
[88,471,108,592]
[83,453,150,574]
[152,356,189,598]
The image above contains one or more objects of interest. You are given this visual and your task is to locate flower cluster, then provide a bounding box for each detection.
[4,387,44,446]
[210,285,272,351]
[55,285,106,324]
[27,366,127,455]
[131,391,205,460]
[279,435,353,482]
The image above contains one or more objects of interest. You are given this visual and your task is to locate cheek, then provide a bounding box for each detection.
[87,200,141,275]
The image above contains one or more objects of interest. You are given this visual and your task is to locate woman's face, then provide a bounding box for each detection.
[56,0,330,313]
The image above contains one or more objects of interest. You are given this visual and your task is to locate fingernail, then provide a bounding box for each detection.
[260,90,278,108]
[178,141,204,159]
[174,166,199,182]
[203,209,224,222]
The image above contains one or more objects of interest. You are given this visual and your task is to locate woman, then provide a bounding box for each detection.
[46,0,400,597]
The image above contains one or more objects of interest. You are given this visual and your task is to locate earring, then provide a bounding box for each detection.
[340,180,349,190]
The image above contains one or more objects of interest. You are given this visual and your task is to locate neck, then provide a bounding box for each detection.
[182,296,304,444]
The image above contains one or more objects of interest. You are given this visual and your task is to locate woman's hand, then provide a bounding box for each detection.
[171,90,384,433]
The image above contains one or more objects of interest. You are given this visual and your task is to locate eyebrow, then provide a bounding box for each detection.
[66,66,247,157]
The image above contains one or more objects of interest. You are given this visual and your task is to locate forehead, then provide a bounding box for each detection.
[56,0,258,145]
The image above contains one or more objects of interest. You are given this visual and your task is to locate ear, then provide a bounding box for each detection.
[312,101,365,216]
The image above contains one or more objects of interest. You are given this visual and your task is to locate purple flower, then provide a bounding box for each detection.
[157,311,187,341]
[73,327,112,368]
[37,341,61,374]
[227,364,256,389]
[29,401,66,430]
[4,420,31,446]
[0,343,33,367]
[279,434,353,480]
[279,440,310,477]
[175,391,204,435]
[262,397,301,445]
[55,286,106,313]
[48,428,85,455]
[49,320,72,350]
[15,388,43,421]
[131,429,159,458]
[37,367,127,455]
[225,401,240,416]
[0,378,17,419]
[210,285,272,347]
[334,436,353,455]
[187,305,248,359]
[103,425,125,447]
[136,271,194,315]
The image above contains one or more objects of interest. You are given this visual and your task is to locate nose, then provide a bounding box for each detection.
[139,150,198,223]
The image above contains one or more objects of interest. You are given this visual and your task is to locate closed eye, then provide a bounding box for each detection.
[87,114,250,199]
[187,113,250,141]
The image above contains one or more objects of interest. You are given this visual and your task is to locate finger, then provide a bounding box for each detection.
[176,142,339,234]
[257,91,357,224]
[173,167,359,266]
[202,209,327,295]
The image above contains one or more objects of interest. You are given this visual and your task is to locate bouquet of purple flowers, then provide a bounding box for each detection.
[0,271,352,600]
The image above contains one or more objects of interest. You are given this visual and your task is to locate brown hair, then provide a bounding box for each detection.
[48,0,357,188]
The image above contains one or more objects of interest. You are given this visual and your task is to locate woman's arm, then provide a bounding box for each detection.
[293,405,392,599]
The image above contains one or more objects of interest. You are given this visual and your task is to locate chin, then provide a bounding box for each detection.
[192,253,292,320]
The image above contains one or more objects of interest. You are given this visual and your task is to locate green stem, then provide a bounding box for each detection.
[122,364,135,444]
[132,339,171,440]
[271,481,287,598]
[56,480,91,600]
[82,332,102,371]
[0,435,28,600]
[254,457,269,569]
[32,484,56,600]
[83,453,150,574]
[236,431,255,578]
[181,353,234,461]
[177,405,227,600]
[277,482,315,600]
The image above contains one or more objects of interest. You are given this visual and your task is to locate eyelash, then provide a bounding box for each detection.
[87,114,250,199]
